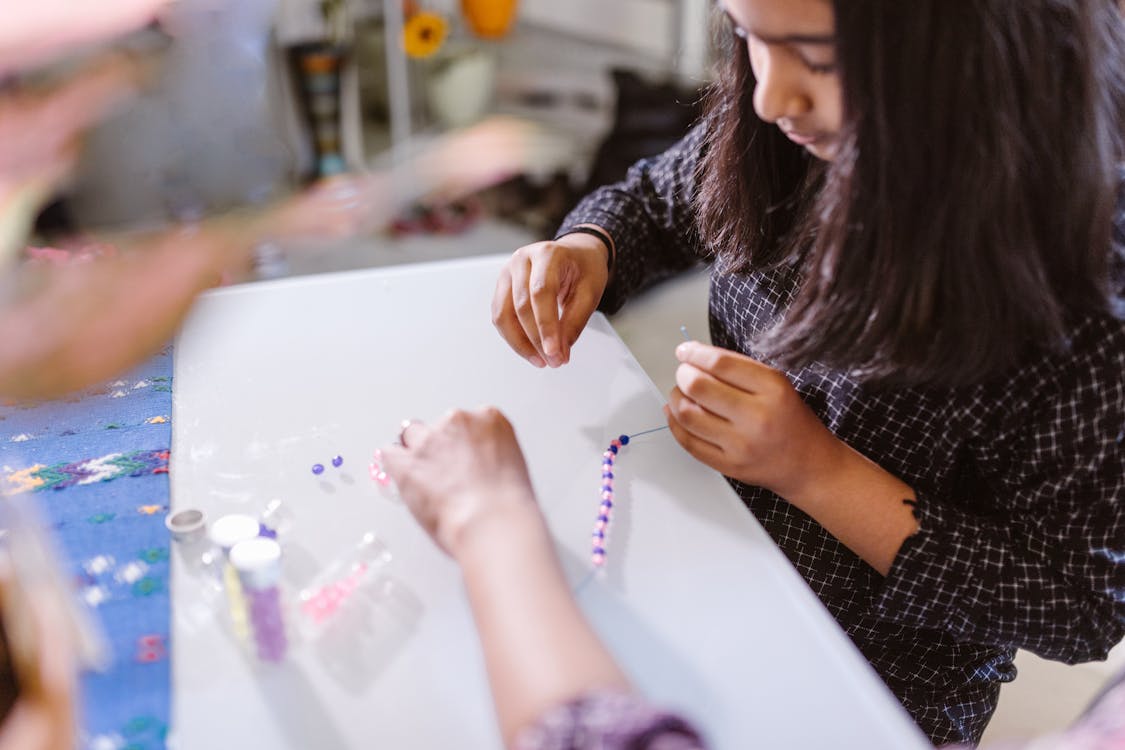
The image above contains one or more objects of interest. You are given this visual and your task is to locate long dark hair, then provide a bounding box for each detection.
[697,0,1125,388]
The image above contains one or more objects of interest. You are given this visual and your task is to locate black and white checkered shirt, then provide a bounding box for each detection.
[560,123,1125,745]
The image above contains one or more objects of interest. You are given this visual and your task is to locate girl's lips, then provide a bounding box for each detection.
[782,129,823,146]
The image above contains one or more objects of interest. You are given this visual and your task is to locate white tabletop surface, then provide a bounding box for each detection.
[170,254,930,750]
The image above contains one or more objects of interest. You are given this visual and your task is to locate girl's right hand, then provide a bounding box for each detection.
[491,232,610,368]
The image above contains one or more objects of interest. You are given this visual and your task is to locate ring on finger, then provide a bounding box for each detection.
[398,419,419,447]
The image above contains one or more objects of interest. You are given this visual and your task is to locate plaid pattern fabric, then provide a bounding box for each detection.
[516,691,703,750]
[559,123,1125,745]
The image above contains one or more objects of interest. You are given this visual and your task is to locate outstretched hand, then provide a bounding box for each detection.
[0,591,76,750]
[379,408,542,558]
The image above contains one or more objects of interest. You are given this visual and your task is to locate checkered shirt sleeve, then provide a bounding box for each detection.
[557,122,708,313]
[558,123,1125,743]
[515,691,703,750]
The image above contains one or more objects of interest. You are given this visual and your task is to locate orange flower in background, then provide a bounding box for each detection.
[403,11,449,59]
[461,0,519,39]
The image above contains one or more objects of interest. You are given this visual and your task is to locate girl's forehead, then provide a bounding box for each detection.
[721,0,835,40]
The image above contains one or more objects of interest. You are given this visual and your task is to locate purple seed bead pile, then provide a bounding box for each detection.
[246,586,288,661]
[311,463,325,475]
[331,455,343,468]
[592,434,629,567]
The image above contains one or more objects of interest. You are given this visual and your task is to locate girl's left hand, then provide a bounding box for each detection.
[666,341,846,505]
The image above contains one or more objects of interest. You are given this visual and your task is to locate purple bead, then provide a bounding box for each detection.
[602,471,614,479]
[332,455,343,468]
[601,500,613,509]
[592,530,605,539]
[312,463,325,475]
[592,546,606,555]
[597,514,609,523]
[619,434,630,445]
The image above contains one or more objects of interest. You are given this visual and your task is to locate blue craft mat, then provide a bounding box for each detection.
[0,347,173,750]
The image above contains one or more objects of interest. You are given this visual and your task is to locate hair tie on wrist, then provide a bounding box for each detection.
[556,226,615,271]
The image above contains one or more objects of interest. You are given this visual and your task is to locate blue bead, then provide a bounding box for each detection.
[601,484,613,492]
[608,445,619,454]
[597,514,609,523]
[592,546,606,555]
[601,471,614,479]
[619,434,630,445]
[601,500,613,509]
[331,455,343,468]
[311,464,325,475]
[592,530,605,538]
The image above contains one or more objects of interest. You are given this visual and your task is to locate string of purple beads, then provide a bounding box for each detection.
[592,434,630,567]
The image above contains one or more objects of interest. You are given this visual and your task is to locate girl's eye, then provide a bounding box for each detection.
[796,47,838,75]
[806,62,838,75]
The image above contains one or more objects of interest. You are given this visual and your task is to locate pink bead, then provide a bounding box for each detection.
[601,491,613,500]
[603,451,614,460]
[592,552,605,566]
[610,439,622,448]
[595,520,607,531]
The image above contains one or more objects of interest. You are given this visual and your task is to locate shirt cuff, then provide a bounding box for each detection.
[556,204,644,315]
[866,490,975,628]
[514,690,704,750]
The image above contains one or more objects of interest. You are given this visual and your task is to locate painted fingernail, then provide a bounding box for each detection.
[543,341,562,367]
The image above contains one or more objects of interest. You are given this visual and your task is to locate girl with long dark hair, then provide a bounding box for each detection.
[395,0,1125,746]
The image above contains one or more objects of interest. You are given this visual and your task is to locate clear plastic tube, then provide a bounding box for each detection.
[208,514,260,641]
[230,537,288,662]
[258,498,295,539]
[296,533,391,639]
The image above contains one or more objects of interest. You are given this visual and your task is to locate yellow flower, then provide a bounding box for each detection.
[403,11,449,59]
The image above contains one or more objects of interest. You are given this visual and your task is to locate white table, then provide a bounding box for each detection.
[170,255,930,749]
